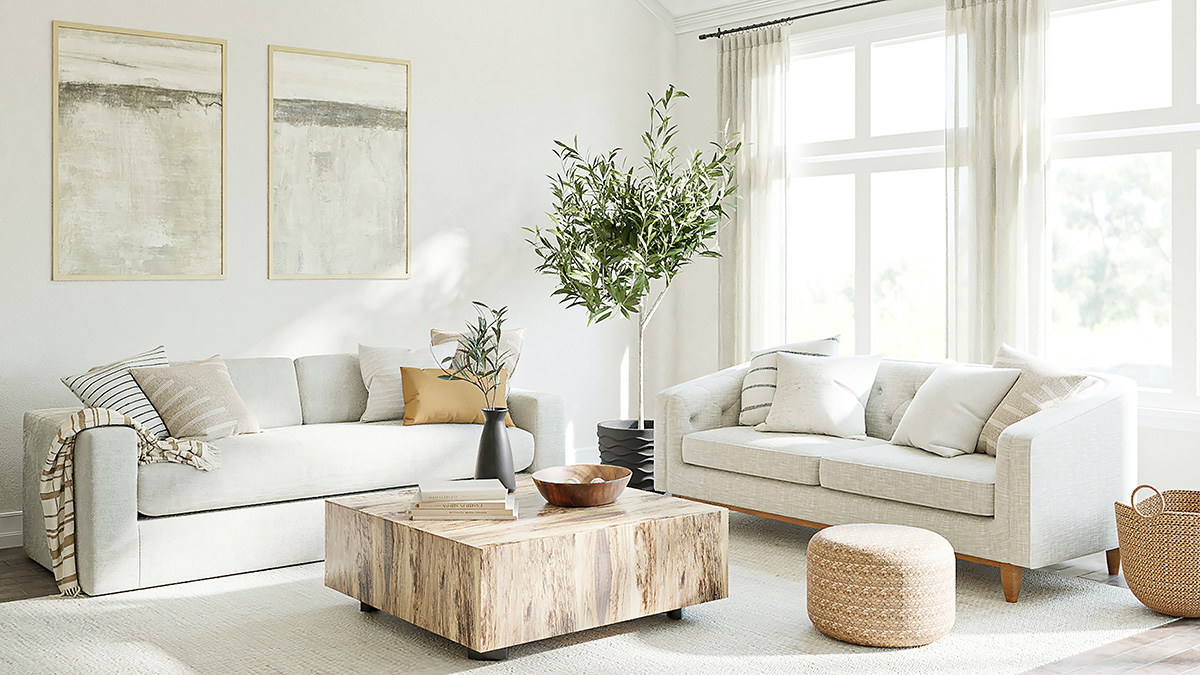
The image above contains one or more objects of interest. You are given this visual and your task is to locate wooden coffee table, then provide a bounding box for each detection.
[325,475,728,660]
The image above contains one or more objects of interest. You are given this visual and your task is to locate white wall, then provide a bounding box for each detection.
[0,0,675,515]
[652,29,723,392]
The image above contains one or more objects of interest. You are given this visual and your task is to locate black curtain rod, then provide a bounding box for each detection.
[698,0,894,40]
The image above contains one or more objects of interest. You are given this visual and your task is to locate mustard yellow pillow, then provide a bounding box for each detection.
[400,367,514,426]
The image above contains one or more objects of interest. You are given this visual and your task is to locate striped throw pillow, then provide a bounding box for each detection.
[977,344,1089,456]
[61,346,170,439]
[130,355,260,441]
[738,336,841,426]
[358,343,456,422]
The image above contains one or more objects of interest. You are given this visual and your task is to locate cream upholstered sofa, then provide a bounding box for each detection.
[655,358,1137,602]
[23,353,566,596]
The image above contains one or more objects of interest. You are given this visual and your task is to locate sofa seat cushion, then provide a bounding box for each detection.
[137,422,535,517]
[819,444,996,516]
[682,426,885,486]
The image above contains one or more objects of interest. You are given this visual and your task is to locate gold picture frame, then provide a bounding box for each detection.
[267,45,411,280]
[52,21,227,281]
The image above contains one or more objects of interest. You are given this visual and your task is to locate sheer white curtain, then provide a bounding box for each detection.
[947,0,1049,363]
[717,26,790,367]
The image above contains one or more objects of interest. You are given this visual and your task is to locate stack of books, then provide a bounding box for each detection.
[409,478,517,521]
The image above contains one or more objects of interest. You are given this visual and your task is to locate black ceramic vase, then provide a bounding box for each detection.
[476,408,516,493]
[597,419,655,491]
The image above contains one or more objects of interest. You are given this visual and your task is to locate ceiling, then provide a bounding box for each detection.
[635,0,841,34]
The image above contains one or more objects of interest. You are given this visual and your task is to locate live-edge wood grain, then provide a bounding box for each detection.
[325,476,728,652]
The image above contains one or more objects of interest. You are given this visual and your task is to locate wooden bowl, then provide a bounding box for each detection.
[532,464,632,507]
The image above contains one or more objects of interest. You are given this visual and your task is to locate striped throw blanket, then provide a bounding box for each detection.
[41,408,220,597]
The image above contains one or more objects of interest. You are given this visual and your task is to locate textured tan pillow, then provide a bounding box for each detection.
[977,344,1089,456]
[131,355,260,441]
[400,367,513,426]
[430,327,525,381]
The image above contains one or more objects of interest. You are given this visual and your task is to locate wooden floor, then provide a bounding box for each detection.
[0,545,1193,672]
[0,546,58,602]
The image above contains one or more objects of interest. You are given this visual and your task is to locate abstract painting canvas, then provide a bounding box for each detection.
[52,22,225,280]
[268,46,410,279]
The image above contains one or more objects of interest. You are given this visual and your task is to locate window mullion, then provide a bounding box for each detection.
[855,39,871,141]
[855,171,872,354]
[1174,0,1197,108]
[1175,150,1198,398]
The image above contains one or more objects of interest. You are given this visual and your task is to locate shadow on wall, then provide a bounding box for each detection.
[249,229,473,356]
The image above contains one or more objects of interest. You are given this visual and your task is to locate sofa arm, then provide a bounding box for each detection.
[23,409,141,595]
[995,373,1137,568]
[654,363,750,494]
[508,389,567,472]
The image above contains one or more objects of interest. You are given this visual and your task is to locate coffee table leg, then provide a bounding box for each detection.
[666,608,683,620]
[467,647,508,661]
[359,602,377,613]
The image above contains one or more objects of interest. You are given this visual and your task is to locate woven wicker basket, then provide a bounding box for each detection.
[1115,485,1200,617]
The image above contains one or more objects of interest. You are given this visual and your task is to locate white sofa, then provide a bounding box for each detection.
[23,353,566,596]
[655,358,1137,602]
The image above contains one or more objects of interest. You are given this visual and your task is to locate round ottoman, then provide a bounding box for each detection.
[807,523,955,647]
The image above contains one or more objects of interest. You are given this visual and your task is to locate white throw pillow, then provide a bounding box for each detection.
[756,353,883,438]
[358,343,456,423]
[891,360,1021,458]
[739,336,841,426]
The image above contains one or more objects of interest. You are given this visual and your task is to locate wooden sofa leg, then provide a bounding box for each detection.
[1000,563,1023,603]
[1106,548,1121,576]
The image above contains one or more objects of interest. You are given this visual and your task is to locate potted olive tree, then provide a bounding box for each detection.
[526,86,738,490]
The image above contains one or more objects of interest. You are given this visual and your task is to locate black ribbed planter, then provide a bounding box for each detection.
[597,419,654,491]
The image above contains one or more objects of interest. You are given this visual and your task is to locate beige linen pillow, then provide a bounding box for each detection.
[430,327,525,380]
[890,360,1020,458]
[738,336,841,426]
[756,352,882,437]
[400,367,513,426]
[130,355,260,441]
[358,343,456,422]
[977,344,1090,456]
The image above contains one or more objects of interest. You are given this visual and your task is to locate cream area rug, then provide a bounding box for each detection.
[0,513,1173,674]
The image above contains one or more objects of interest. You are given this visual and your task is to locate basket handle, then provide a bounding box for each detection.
[1131,484,1164,518]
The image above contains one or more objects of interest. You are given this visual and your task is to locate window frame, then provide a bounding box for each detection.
[787,6,949,357]
[1046,0,1200,414]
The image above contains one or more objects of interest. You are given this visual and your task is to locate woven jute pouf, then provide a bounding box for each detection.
[807,523,955,648]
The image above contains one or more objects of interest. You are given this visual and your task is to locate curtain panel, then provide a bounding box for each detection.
[947,0,1049,362]
[717,26,790,368]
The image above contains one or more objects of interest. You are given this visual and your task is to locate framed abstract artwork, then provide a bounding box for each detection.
[52,21,226,280]
[268,45,410,279]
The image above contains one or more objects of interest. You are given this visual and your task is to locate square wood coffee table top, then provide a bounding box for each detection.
[326,474,721,547]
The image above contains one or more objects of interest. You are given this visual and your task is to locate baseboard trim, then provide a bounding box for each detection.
[0,511,22,550]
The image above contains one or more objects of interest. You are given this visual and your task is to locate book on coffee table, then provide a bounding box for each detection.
[410,494,517,521]
[417,479,507,503]
[410,480,517,520]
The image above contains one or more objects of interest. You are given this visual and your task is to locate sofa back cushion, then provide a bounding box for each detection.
[864,359,937,441]
[223,357,303,429]
[295,354,368,424]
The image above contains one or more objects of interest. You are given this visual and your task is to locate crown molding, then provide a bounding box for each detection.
[634,0,679,31]
[674,0,841,34]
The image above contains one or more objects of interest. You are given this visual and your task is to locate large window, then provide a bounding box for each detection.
[786,9,948,360]
[1046,0,1198,407]
[786,0,1200,412]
